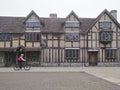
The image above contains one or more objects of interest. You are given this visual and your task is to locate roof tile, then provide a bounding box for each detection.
[0,16,95,33]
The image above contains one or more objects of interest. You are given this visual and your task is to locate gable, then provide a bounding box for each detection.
[99,14,116,30]
[64,11,80,28]
[66,14,79,22]
[24,10,44,28]
[24,10,41,23]
[65,11,80,22]
[26,14,40,22]
[87,9,120,33]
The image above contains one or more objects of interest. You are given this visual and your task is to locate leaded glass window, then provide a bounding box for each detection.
[105,49,117,59]
[25,32,41,41]
[0,33,11,41]
[100,31,112,42]
[26,22,40,27]
[99,22,112,29]
[65,49,79,59]
[65,21,80,28]
[26,52,40,63]
[65,33,79,41]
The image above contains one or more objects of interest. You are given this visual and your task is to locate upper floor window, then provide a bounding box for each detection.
[26,22,40,27]
[25,32,41,41]
[0,33,11,41]
[99,31,113,43]
[99,21,112,29]
[65,21,80,28]
[65,33,79,41]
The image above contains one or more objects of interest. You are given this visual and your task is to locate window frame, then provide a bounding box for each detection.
[65,33,80,42]
[26,22,41,28]
[25,31,41,42]
[99,31,113,42]
[65,48,80,59]
[0,33,12,41]
[65,21,80,28]
[99,21,112,29]
[26,51,40,62]
[105,49,117,59]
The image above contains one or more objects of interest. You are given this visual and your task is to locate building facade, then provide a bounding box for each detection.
[0,9,120,67]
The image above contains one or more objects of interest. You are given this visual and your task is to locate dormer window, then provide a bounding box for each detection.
[99,21,112,29]
[24,10,43,28]
[26,22,40,28]
[65,21,80,28]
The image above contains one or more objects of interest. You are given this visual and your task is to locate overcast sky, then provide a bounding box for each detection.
[0,0,120,22]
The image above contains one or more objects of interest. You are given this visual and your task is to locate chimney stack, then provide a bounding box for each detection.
[49,13,57,18]
[110,10,117,19]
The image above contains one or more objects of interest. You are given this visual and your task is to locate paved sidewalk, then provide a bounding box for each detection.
[1,67,120,86]
[1,72,120,90]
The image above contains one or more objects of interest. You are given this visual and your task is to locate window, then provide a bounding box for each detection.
[100,31,112,42]
[26,52,40,62]
[105,49,117,59]
[0,33,11,41]
[99,22,112,29]
[65,21,80,28]
[65,49,79,59]
[26,22,40,27]
[25,32,40,41]
[65,33,79,41]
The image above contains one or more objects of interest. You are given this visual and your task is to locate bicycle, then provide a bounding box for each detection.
[13,61,31,71]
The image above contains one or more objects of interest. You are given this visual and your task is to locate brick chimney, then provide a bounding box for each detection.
[110,10,117,19]
[49,13,57,18]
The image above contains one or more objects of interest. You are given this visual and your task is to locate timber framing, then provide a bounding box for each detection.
[0,9,120,67]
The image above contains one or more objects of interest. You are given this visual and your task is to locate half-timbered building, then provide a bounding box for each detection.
[0,9,120,67]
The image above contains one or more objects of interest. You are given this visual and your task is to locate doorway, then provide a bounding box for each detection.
[88,52,98,66]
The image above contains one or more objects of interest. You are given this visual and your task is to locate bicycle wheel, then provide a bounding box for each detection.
[13,64,20,71]
[24,64,31,70]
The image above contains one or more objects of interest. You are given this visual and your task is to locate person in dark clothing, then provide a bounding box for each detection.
[17,54,26,69]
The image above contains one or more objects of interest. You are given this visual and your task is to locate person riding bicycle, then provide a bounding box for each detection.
[17,54,26,69]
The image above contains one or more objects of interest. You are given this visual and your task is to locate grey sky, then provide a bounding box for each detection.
[0,0,120,21]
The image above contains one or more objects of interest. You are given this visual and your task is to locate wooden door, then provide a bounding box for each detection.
[89,52,98,66]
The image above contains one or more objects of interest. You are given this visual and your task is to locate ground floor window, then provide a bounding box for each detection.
[105,49,117,59]
[26,51,40,62]
[65,48,79,59]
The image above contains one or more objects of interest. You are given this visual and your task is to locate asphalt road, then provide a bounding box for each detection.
[0,72,120,90]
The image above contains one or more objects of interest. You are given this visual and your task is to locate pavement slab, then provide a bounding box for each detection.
[1,67,120,87]
[0,72,120,90]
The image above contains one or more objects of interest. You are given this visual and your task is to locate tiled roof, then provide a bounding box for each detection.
[0,9,120,33]
[0,16,96,33]
[0,17,25,33]
[79,18,96,32]
[41,18,65,33]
